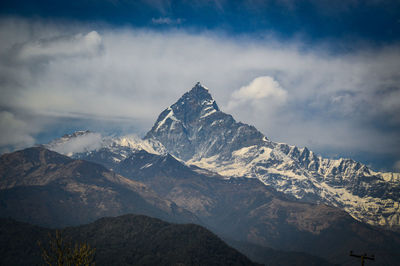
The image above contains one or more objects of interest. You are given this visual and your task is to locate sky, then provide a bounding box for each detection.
[0,0,400,172]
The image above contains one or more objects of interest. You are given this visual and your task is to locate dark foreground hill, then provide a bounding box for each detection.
[0,214,257,266]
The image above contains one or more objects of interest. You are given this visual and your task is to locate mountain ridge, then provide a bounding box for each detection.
[3,82,400,265]
[63,146,400,265]
[0,147,343,265]
[144,82,400,230]
[0,147,199,227]
[42,82,400,230]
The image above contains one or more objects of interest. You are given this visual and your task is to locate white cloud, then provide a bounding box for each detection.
[0,17,399,170]
[0,111,36,148]
[226,76,288,129]
[48,132,103,156]
[17,30,102,60]
[229,76,287,107]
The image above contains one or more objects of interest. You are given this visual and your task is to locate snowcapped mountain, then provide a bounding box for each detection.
[36,83,400,264]
[42,82,400,231]
[145,82,266,161]
[144,82,400,230]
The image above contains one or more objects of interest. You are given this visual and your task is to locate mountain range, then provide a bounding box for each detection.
[75,147,400,265]
[144,83,400,230]
[47,82,400,231]
[1,82,400,265]
[0,147,197,227]
[0,146,342,265]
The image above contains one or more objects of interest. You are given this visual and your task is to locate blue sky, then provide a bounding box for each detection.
[0,0,400,172]
[2,0,400,43]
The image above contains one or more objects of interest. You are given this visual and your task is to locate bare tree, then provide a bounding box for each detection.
[38,230,95,266]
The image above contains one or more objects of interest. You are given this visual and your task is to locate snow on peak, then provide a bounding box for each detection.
[148,82,221,134]
[112,135,166,155]
[180,83,220,115]
[185,82,215,103]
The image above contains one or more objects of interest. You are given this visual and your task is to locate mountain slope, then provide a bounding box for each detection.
[0,146,337,265]
[76,148,400,265]
[0,214,257,266]
[0,147,198,227]
[144,82,400,230]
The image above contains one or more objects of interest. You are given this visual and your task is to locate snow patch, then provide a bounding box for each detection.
[140,163,153,169]
[200,109,217,118]
[155,107,180,132]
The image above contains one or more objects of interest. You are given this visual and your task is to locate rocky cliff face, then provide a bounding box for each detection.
[144,83,400,230]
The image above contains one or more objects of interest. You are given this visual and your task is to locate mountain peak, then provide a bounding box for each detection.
[146,83,221,139]
[145,83,266,160]
[180,82,217,110]
[193,81,209,91]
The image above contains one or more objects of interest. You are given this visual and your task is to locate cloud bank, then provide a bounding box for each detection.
[0,111,36,150]
[17,31,102,60]
[0,17,399,171]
